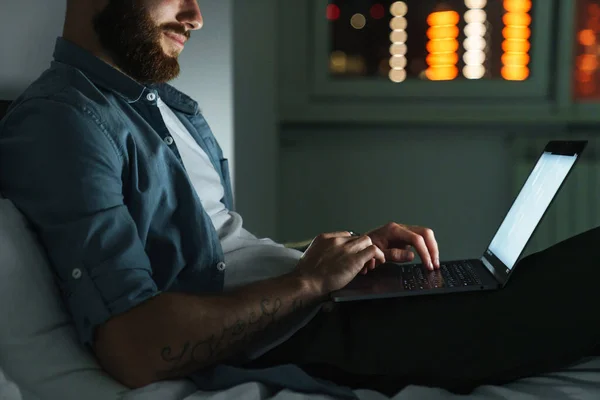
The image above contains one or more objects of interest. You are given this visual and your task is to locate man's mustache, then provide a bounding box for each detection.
[161,23,191,39]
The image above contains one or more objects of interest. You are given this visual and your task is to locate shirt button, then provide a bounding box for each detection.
[164,136,174,145]
[216,262,226,272]
[72,268,82,280]
[146,92,157,102]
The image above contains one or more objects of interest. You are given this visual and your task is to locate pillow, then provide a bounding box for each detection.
[0,367,22,400]
[0,197,130,400]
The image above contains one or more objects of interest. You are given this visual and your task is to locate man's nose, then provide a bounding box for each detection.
[180,0,203,31]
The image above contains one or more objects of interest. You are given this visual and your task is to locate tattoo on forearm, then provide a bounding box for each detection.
[291,298,304,313]
[156,297,284,379]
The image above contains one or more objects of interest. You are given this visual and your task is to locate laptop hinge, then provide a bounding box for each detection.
[481,256,505,284]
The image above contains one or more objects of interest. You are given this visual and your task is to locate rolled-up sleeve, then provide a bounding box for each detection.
[0,98,158,346]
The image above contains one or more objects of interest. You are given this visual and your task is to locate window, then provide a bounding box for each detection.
[327,0,533,82]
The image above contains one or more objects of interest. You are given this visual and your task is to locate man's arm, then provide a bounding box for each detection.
[94,271,318,388]
[94,233,386,389]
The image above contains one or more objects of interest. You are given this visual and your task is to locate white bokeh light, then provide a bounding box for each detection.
[390,1,408,17]
[390,30,408,43]
[389,55,408,69]
[463,36,486,51]
[463,0,488,79]
[390,16,408,30]
[465,9,487,24]
[464,22,487,37]
[390,42,408,56]
[463,50,486,65]
[465,0,487,9]
[389,3,408,83]
[389,68,407,83]
[463,65,486,79]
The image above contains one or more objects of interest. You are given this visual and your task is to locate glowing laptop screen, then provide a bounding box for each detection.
[487,152,578,269]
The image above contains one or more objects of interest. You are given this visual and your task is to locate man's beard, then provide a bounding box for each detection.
[93,0,190,84]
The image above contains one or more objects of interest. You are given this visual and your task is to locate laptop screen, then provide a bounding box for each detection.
[487,151,578,270]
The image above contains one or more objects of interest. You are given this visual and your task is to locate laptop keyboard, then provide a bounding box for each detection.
[401,261,483,290]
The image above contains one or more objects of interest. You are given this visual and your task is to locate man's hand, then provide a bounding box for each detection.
[366,222,440,273]
[294,232,386,297]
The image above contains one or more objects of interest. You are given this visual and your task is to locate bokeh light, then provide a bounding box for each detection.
[501,0,531,81]
[389,2,408,83]
[426,10,460,81]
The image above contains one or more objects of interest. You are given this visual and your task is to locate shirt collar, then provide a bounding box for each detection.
[153,83,199,115]
[52,37,199,115]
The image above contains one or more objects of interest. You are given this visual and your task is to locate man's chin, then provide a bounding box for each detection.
[161,38,184,58]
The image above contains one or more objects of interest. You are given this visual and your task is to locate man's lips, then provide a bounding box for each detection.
[164,31,187,47]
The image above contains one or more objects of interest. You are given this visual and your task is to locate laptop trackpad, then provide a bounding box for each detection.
[343,263,407,292]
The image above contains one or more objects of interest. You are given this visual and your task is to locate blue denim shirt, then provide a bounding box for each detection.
[0,38,231,344]
[0,38,356,400]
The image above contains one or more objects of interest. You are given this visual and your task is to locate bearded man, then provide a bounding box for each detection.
[0,1,598,398]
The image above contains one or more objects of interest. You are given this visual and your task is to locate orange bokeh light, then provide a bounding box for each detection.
[577,54,599,71]
[427,25,460,39]
[501,66,530,81]
[579,81,596,96]
[502,39,531,53]
[502,26,531,40]
[427,11,460,27]
[426,10,460,81]
[503,0,532,13]
[501,53,531,66]
[426,53,459,66]
[501,0,530,82]
[426,39,459,53]
[426,66,459,81]
[576,70,593,84]
[502,12,531,27]
[578,29,597,47]
[588,3,600,18]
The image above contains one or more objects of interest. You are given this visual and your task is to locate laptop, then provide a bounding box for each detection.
[331,140,588,302]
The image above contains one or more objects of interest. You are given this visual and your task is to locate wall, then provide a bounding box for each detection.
[232,0,279,238]
[0,0,66,99]
[0,0,234,167]
[279,126,516,261]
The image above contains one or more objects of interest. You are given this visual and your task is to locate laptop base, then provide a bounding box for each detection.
[330,260,500,302]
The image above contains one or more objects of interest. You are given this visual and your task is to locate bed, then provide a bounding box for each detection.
[116,356,600,400]
[1,357,599,400]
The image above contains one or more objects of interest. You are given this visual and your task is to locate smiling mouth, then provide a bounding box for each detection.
[164,31,187,47]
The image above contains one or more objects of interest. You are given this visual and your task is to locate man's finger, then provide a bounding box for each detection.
[345,235,373,252]
[397,228,433,270]
[384,248,415,263]
[319,231,354,240]
[365,258,377,270]
[356,245,386,267]
[409,226,440,268]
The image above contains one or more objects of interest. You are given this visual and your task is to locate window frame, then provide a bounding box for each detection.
[278,1,579,124]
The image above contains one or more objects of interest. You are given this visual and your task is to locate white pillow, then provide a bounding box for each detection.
[0,368,22,400]
[0,197,130,400]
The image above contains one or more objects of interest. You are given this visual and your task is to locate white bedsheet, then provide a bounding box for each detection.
[123,357,600,400]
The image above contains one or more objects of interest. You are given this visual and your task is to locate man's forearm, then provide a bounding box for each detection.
[94,271,322,388]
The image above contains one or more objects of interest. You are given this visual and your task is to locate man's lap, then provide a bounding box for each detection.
[248,227,600,394]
